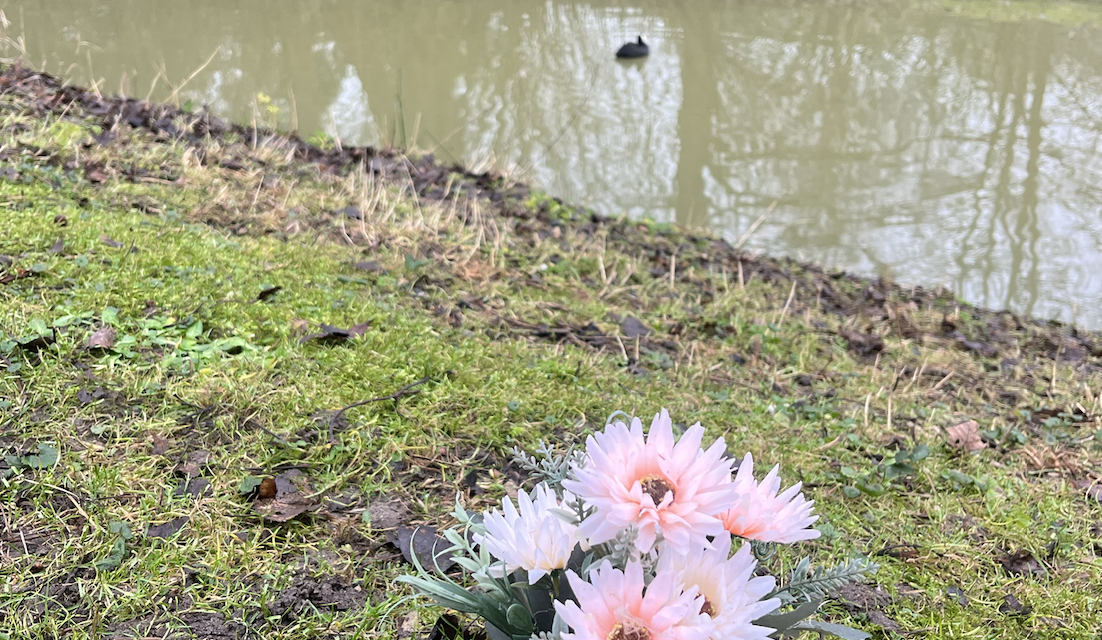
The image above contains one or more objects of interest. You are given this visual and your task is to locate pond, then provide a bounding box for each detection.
[11,0,1102,326]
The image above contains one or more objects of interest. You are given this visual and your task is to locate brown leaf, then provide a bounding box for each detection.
[87,326,116,351]
[84,164,108,184]
[174,477,212,498]
[252,469,314,523]
[150,434,172,456]
[388,525,456,573]
[946,420,985,453]
[100,235,123,248]
[147,516,189,539]
[998,549,1046,577]
[257,286,282,302]
[298,322,371,345]
[49,238,64,254]
[839,328,885,357]
[353,260,384,273]
[620,316,652,338]
[1073,479,1102,504]
[999,593,1032,616]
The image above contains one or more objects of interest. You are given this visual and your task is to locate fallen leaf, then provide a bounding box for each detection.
[100,235,123,248]
[150,434,172,455]
[146,516,189,539]
[298,322,371,345]
[77,387,107,405]
[998,549,1045,577]
[174,477,213,498]
[16,331,55,352]
[341,205,362,220]
[396,611,420,639]
[839,328,885,358]
[388,525,456,573]
[946,585,968,607]
[53,214,68,226]
[87,326,116,351]
[252,469,314,522]
[999,593,1031,616]
[257,285,282,302]
[85,164,108,184]
[1074,479,1102,504]
[621,316,652,338]
[353,260,383,273]
[49,238,64,254]
[946,420,985,453]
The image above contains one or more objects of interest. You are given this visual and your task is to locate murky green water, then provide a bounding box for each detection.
[9,0,1102,326]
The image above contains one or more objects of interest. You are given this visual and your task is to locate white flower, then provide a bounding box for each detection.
[659,536,780,640]
[563,409,737,553]
[477,483,579,584]
[721,453,820,543]
[555,560,712,640]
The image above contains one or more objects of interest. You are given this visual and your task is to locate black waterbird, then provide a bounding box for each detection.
[616,36,649,59]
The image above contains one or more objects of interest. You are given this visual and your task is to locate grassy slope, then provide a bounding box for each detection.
[1,64,1100,639]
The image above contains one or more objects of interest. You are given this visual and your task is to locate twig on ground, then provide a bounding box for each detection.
[328,374,436,442]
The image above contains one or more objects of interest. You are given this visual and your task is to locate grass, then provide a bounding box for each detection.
[1,62,1100,639]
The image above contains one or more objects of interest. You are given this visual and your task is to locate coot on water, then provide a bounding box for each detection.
[616,36,649,59]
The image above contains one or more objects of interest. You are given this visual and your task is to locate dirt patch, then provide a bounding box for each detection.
[264,572,368,621]
[106,611,250,640]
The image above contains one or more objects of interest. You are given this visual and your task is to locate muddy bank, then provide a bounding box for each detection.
[3,62,1099,371]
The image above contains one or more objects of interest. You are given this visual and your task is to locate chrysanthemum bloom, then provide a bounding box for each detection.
[562,409,738,553]
[555,560,711,640]
[720,453,820,543]
[658,536,780,640]
[478,483,580,584]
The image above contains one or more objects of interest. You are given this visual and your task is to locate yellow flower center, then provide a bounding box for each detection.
[639,474,676,505]
[700,597,717,617]
[607,621,651,640]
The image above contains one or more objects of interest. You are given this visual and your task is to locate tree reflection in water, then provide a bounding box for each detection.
[17,0,1102,325]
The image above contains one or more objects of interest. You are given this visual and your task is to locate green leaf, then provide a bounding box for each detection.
[185,320,204,339]
[28,318,49,335]
[95,538,127,571]
[30,262,48,273]
[855,478,886,497]
[336,275,369,284]
[842,486,861,499]
[754,598,822,635]
[108,520,133,540]
[945,469,973,485]
[102,307,119,326]
[787,620,871,640]
[238,476,263,494]
[405,254,431,270]
[839,466,858,479]
[911,443,931,461]
[22,443,58,469]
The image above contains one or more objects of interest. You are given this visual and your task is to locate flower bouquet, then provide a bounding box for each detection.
[400,409,876,640]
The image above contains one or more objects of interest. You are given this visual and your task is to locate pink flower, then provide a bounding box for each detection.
[562,410,737,553]
[555,560,711,640]
[721,453,820,543]
[659,536,780,640]
[477,484,579,584]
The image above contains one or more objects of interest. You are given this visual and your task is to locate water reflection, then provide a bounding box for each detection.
[11,0,1102,326]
